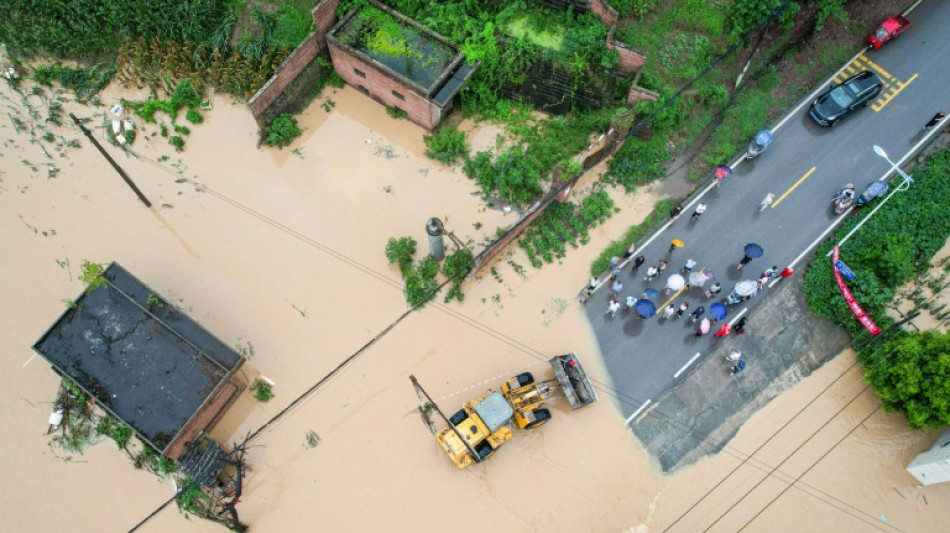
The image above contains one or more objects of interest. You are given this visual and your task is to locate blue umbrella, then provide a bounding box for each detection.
[709,302,728,320]
[636,299,657,319]
[744,243,764,258]
[642,288,659,299]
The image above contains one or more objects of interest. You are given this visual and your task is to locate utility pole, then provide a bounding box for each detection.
[70,113,151,207]
[426,217,445,260]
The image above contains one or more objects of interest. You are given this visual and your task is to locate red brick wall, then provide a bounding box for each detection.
[312,0,340,48]
[589,0,618,28]
[606,26,647,74]
[248,31,323,130]
[627,84,659,105]
[328,42,440,130]
[466,197,556,281]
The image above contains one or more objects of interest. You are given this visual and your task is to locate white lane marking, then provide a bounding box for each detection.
[729,308,748,325]
[22,352,37,367]
[904,0,924,15]
[626,399,652,425]
[674,352,702,378]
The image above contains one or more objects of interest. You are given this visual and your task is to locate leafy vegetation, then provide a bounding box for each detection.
[519,190,617,269]
[32,64,115,102]
[79,260,106,292]
[96,416,133,450]
[251,379,274,402]
[804,149,950,337]
[177,478,211,514]
[424,126,469,165]
[386,106,409,120]
[859,331,950,430]
[803,148,950,427]
[606,133,671,191]
[385,237,418,276]
[442,248,474,303]
[263,113,302,148]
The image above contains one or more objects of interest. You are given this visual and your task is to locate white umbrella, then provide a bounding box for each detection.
[666,274,686,291]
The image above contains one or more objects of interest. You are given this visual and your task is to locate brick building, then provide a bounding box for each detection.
[326,0,477,131]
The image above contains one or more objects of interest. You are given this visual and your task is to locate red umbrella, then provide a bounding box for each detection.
[714,323,732,338]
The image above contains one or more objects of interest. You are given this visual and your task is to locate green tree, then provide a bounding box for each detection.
[385,236,417,276]
[860,331,950,429]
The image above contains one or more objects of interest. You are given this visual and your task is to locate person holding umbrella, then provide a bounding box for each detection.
[636,299,657,320]
[696,317,711,336]
[714,322,732,338]
[737,243,763,270]
[709,302,728,322]
[668,239,684,257]
[664,273,686,295]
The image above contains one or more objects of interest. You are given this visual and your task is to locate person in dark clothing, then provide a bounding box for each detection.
[670,204,683,218]
[631,255,646,272]
[734,316,748,334]
[924,111,946,131]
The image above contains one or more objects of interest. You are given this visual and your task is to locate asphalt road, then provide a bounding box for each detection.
[586,0,950,423]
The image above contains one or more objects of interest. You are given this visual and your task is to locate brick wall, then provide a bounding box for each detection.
[328,40,441,130]
[247,32,325,132]
[466,197,556,281]
[606,26,648,74]
[589,0,618,28]
[627,84,658,105]
[313,0,341,48]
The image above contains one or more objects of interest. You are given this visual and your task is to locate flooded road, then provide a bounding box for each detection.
[1,76,947,532]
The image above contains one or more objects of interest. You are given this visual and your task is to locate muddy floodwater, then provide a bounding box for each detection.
[1,79,948,532]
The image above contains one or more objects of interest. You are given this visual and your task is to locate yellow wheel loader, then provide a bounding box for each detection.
[412,353,597,469]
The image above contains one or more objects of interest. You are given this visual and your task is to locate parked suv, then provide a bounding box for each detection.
[809,70,884,127]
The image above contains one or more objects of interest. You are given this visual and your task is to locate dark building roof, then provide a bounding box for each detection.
[32,263,243,454]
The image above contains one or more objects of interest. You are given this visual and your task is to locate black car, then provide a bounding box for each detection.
[809,70,884,127]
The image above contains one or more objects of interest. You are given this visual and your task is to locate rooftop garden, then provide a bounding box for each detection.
[335,4,457,89]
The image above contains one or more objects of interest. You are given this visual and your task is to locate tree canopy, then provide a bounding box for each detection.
[860,330,950,429]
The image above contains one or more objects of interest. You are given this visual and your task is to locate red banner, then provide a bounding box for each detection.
[832,246,881,335]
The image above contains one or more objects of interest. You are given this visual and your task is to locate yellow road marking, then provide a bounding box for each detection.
[773,166,817,207]
[861,55,896,81]
[659,286,687,310]
[872,73,917,111]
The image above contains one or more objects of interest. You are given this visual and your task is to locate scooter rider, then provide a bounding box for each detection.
[834,183,855,202]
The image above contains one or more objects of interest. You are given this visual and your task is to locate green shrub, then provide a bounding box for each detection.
[607,133,671,192]
[859,331,950,429]
[173,124,190,135]
[442,248,474,303]
[263,113,302,148]
[386,106,409,120]
[250,379,274,402]
[96,416,133,449]
[404,257,439,307]
[270,4,316,50]
[185,109,204,124]
[385,236,417,276]
[424,126,469,165]
[169,135,185,151]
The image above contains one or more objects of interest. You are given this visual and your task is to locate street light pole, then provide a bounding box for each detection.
[829,145,914,251]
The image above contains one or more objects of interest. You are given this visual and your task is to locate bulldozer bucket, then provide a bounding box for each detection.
[549,353,597,409]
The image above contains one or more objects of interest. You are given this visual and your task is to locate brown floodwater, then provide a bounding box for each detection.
[1,73,948,533]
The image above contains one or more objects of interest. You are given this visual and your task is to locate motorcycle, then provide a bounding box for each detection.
[832,183,855,215]
[745,129,773,160]
[856,180,888,207]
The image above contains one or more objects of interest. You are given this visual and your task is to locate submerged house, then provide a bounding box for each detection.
[326,0,477,130]
[32,263,245,460]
